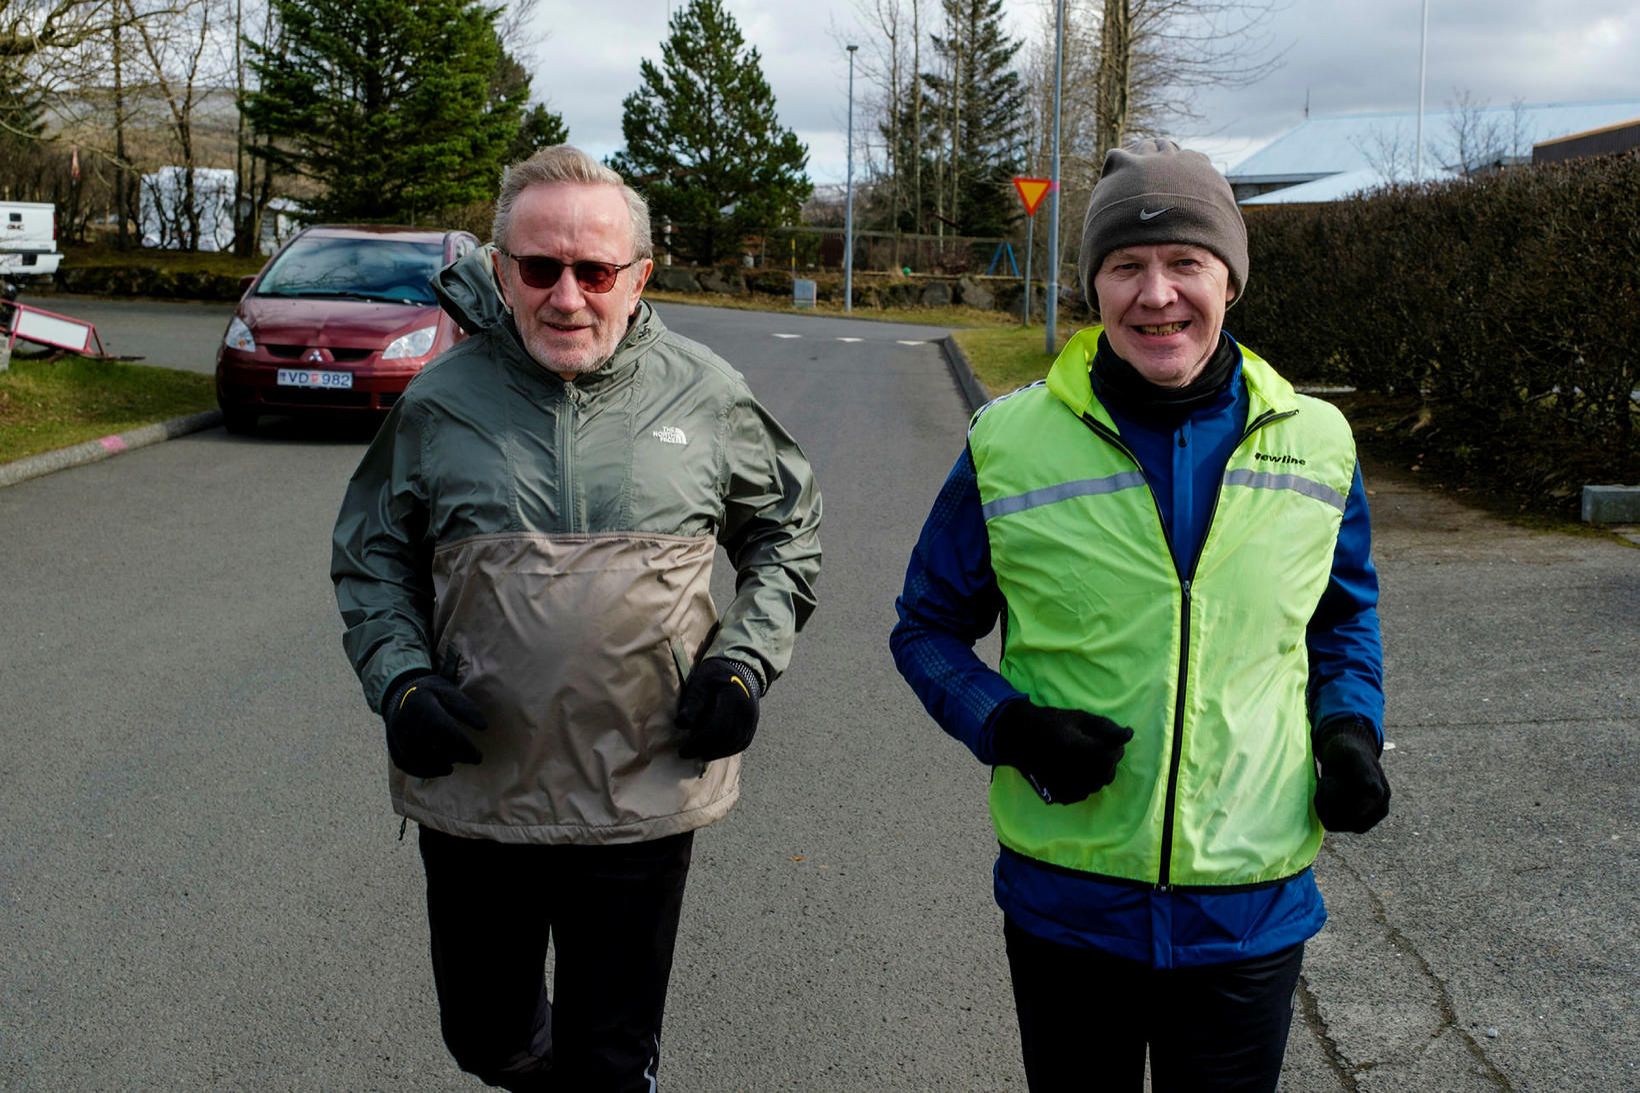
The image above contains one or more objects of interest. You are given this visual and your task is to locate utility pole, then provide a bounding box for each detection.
[1045,0,1065,350]
[845,44,859,314]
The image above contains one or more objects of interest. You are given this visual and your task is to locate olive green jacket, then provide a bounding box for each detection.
[332,249,822,844]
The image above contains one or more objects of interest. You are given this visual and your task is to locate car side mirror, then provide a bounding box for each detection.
[238,274,256,294]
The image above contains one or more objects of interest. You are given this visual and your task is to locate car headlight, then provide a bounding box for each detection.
[223,316,255,352]
[382,325,437,360]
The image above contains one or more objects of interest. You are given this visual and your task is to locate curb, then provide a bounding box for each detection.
[938,334,989,414]
[0,409,222,489]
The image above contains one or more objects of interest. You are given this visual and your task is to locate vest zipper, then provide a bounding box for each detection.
[1081,405,1298,889]
[1079,412,1186,888]
[1156,576,1192,891]
[1157,406,1299,887]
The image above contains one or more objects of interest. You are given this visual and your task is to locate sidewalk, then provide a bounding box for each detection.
[1279,449,1638,1091]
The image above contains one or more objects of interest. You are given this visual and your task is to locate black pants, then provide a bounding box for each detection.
[418,826,695,1092]
[1004,918,1304,1093]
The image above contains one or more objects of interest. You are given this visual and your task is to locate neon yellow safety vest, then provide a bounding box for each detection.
[968,328,1358,888]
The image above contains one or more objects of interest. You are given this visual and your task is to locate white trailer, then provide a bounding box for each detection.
[139,167,237,251]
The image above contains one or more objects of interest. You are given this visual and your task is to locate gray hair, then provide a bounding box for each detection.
[491,145,653,260]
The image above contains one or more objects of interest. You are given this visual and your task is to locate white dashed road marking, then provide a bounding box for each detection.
[770,334,931,346]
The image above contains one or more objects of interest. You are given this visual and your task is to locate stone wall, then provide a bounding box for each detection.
[650,264,1087,321]
[44,265,250,301]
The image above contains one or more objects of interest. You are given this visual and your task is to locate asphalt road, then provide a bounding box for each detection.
[0,299,1635,1091]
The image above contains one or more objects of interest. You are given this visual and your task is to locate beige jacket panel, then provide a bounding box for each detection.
[390,532,737,844]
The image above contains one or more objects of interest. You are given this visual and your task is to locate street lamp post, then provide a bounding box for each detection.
[1416,0,1429,181]
[1045,0,1065,350]
[845,44,858,314]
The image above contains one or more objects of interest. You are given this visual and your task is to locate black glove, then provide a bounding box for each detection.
[676,657,762,761]
[382,673,488,778]
[1313,717,1391,833]
[992,700,1134,805]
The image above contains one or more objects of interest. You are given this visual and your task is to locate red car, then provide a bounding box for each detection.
[214,224,479,432]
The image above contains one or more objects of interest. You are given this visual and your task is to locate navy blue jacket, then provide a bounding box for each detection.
[890,337,1384,968]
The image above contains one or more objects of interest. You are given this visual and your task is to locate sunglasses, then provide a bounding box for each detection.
[502,250,636,293]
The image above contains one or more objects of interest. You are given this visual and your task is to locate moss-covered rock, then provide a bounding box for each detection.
[744,269,792,297]
[918,281,954,308]
[650,265,702,293]
[956,276,994,310]
[698,266,746,295]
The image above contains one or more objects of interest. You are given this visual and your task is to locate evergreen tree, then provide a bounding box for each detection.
[510,103,569,162]
[493,50,568,163]
[243,0,521,223]
[908,0,1026,238]
[611,0,811,265]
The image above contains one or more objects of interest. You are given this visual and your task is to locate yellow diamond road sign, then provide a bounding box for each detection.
[1013,177,1053,216]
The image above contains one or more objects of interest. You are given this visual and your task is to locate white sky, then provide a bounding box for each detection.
[521,0,1640,182]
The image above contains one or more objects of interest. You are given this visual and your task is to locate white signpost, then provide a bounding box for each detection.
[1,301,110,370]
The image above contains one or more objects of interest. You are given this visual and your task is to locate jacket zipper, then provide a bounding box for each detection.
[560,383,582,533]
[1078,406,1297,889]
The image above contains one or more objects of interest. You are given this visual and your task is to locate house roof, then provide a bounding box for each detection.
[1239,168,1457,205]
[1533,115,1640,149]
[1228,99,1640,189]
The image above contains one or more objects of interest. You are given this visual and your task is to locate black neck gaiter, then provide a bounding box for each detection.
[1091,331,1238,426]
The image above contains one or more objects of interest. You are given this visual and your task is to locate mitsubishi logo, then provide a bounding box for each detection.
[304,347,330,363]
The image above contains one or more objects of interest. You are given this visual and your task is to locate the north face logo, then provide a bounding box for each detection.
[651,426,688,445]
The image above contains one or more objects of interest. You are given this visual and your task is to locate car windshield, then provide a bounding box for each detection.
[256,235,444,305]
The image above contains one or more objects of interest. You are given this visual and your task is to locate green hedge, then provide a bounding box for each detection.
[1234,151,1640,505]
[53,265,247,301]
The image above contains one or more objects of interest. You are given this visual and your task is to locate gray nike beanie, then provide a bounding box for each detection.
[1079,138,1248,311]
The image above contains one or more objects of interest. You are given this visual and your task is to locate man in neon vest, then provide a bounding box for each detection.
[891,138,1390,1092]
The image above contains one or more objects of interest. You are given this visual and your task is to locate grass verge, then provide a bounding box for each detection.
[0,352,215,464]
[952,323,1077,398]
[646,290,1015,331]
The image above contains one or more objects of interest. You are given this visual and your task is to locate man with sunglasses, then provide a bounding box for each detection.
[333,145,821,1091]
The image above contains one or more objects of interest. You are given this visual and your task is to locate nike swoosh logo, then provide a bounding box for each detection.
[1139,207,1172,220]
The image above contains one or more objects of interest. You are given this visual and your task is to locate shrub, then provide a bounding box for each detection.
[1235,151,1640,509]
